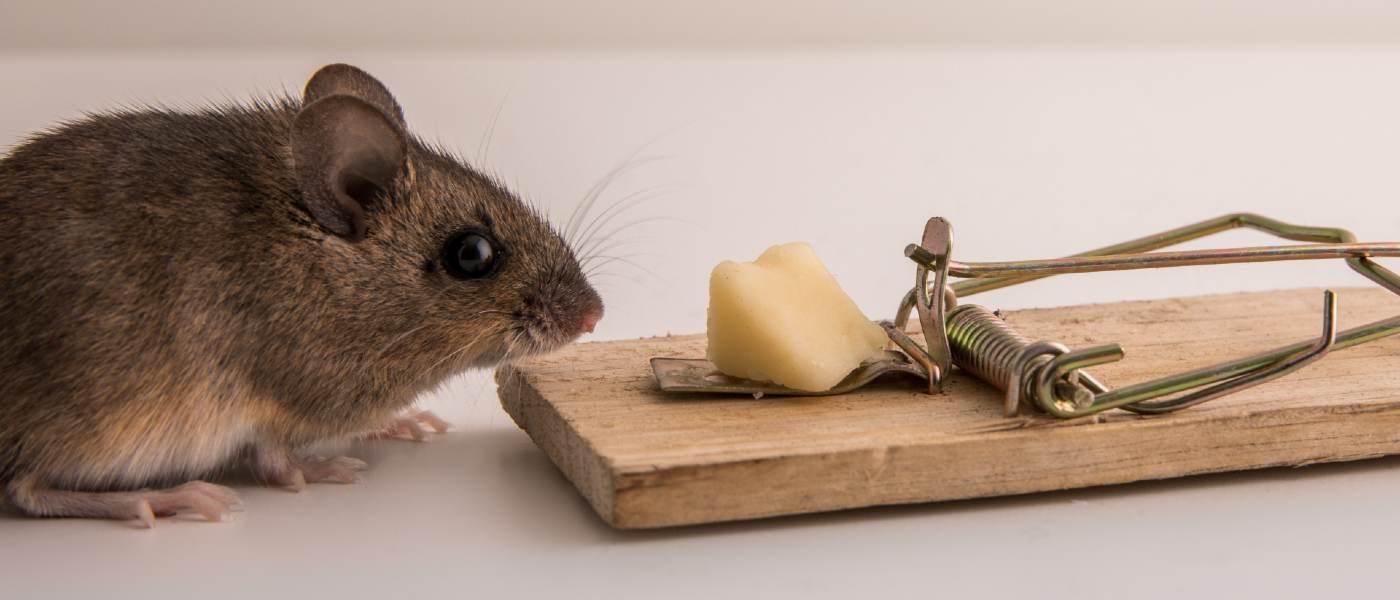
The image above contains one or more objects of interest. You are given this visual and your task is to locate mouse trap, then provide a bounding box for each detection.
[498,214,1400,528]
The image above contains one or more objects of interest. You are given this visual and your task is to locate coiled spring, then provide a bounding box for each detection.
[945,305,1031,391]
[897,301,1106,417]
[944,304,1086,416]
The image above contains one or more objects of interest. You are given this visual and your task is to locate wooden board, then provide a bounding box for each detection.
[496,287,1400,528]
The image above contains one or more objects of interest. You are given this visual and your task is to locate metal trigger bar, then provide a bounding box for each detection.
[895,213,1400,418]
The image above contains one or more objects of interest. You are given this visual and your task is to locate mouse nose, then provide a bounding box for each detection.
[571,288,604,337]
[579,307,602,334]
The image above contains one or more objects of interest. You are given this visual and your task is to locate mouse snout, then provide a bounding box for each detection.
[579,304,603,334]
[574,291,604,336]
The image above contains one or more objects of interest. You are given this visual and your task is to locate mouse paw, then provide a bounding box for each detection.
[139,481,243,528]
[364,409,452,442]
[5,476,241,528]
[297,455,369,484]
[254,450,368,491]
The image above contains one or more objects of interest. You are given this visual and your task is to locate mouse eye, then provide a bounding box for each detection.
[443,232,498,279]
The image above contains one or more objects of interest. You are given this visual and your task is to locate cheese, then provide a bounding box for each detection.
[706,242,887,392]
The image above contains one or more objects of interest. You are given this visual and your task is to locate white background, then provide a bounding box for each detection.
[4,3,1400,598]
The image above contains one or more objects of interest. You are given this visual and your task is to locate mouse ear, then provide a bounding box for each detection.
[292,95,407,241]
[303,63,406,128]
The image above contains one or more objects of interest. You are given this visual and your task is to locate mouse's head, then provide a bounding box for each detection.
[288,64,603,368]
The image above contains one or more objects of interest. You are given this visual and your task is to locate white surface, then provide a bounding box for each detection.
[4,49,1400,598]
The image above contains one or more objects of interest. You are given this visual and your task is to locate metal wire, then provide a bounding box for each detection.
[943,213,1400,298]
[945,305,1031,392]
[897,213,1400,418]
[942,304,1111,416]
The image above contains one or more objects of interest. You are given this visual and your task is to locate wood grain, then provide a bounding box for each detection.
[497,288,1400,528]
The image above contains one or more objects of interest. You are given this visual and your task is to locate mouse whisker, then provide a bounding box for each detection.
[397,309,511,385]
[579,238,655,269]
[474,93,510,166]
[407,333,491,385]
[505,326,543,359]
[373,323,431,362]
[570,184,677,257]
[579,255,663,282]
[564,123,690,245]
[577,216,686,265]
[562,155,668,248]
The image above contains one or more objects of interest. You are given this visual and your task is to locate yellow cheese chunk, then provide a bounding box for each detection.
[706,242,887,392]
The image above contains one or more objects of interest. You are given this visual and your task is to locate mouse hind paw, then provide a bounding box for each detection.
[5,476,241,528]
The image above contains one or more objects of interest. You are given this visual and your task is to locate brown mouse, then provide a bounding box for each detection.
[0,63,604,526]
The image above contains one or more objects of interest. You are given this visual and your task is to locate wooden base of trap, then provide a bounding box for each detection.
[497,287,1400,529]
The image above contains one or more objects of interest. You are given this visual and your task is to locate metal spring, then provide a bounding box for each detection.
[945,304,1083,416]
[945,305,1026,392]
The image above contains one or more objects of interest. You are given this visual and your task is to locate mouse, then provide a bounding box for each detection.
[0,63,604,527]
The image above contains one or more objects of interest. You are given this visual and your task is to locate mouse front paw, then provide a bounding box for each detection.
[253,449,369,491]
[363,409,452,442]
[297,455,369,485]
